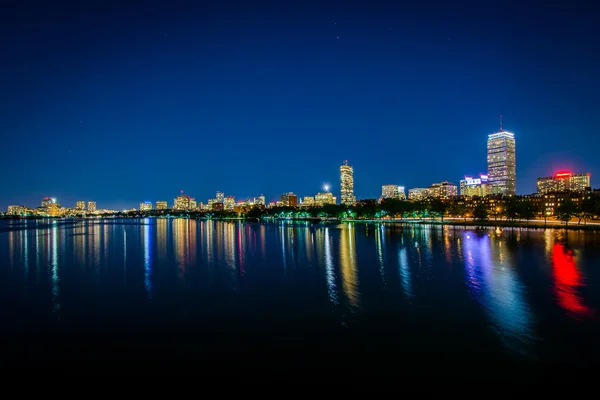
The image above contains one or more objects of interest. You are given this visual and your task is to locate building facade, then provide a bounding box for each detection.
[315,192,337,206]
[140,201,153,211]
[537,172,591,194]
[428,181,458,198]
[174,194,195,210]
[280,192,298,207]
[156,201,168,210]
[460,174,492,197]
[76,201,85,210]
[487,129,516,195]
[381,185,399,201]
[408,188,429,201]
[340,160,356,205]
[87,201,96,212]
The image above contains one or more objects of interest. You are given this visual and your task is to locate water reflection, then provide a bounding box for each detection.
[51,223,60,312]
[551,242,594,320]
[323,227,338,305]
[340,224,359,307]
[462,232,535,356]
[143,220,153,299]
[398,245,413,298]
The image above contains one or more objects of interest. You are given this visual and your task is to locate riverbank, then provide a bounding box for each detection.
[3,215,599,231]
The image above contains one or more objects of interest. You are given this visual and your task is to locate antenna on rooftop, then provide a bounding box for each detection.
[499,114,503,131]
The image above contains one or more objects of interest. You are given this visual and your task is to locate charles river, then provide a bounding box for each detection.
[1,218,599,377]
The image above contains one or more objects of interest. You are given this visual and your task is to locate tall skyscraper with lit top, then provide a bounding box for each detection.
[340,160,356,205]
[487,117,516,195]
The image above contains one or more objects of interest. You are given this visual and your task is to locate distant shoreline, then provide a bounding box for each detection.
[2,215,599,231]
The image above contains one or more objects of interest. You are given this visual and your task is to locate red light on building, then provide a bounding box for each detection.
[555,172,572,177]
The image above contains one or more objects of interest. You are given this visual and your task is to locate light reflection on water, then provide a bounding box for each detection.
[1,219,600,362]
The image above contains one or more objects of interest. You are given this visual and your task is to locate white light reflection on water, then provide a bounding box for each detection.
[324,227,338,306]
[51,223,60,313]
[462,231,535,358]
[143,220,153,300]
[398,246,413,299]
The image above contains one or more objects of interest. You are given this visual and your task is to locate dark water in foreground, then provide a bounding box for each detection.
[1,218,599,376]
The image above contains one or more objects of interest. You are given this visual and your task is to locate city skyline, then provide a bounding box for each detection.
[1,1,599,211]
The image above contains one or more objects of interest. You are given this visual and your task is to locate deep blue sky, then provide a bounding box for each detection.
[2,0,599,210]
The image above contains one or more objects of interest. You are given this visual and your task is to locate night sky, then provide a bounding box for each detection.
[2,0,599,210]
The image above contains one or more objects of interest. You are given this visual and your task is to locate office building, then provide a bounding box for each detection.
[460,174,492,197]
[174,193,195,210]
[428,181,458,198]
[216,191,224,203]
[487,120,516,195]
[254,195,266,206]
[381,185,399,201]
[280,192,298,207]
[223,196,235,210]
[156,201,168,210]
[76,201,85,210]
[537,172,591,194]
[140,201,153,211]
[340,160,356,205]
[87,202,96,212]
[398,186,406,200]
[408,188,430,201]
[301,196,315,207]
[315,191,337,206]
[7,206,27,216]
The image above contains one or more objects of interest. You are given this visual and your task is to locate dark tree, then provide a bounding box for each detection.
[473,203,488,222]
[555,199,578,226]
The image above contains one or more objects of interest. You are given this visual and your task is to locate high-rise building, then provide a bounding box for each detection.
[156,201,168,210]
[427,181,458,198]
[254,195,266,206]
[340,160,355,205]
[381,185,399,201]
[76,201,85,210]
[216,191,224,203]
[460,174,492,197]
[280,192,298,207]
[537,172,591,194]
[174,193,195,210]
[223,196,235,210]
[487,120,516,195]
[398,186,406,200]
[301,196,315,207]
[87,201,97,212]
[315,191,337,206]
[408,188,430,201]
[140,201,153,211]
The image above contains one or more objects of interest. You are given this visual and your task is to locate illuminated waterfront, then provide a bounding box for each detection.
[1,219,600,375]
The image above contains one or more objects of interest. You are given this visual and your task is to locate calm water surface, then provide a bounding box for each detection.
[1,218,599,374]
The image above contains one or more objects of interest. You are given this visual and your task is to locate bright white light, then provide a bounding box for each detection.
[324,184,330,192]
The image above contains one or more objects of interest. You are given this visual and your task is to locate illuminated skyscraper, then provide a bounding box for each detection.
[87,201,96,212]
[216,191,224,203]
[381,185,399,200]
[487,118,516,195]
[156,201,168,210]
[76,201,85,210]
[140,201,153,211]
[174,193,195,210]
[340,160,356,205]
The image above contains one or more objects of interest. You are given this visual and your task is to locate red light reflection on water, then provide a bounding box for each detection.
[552,243,594,319]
